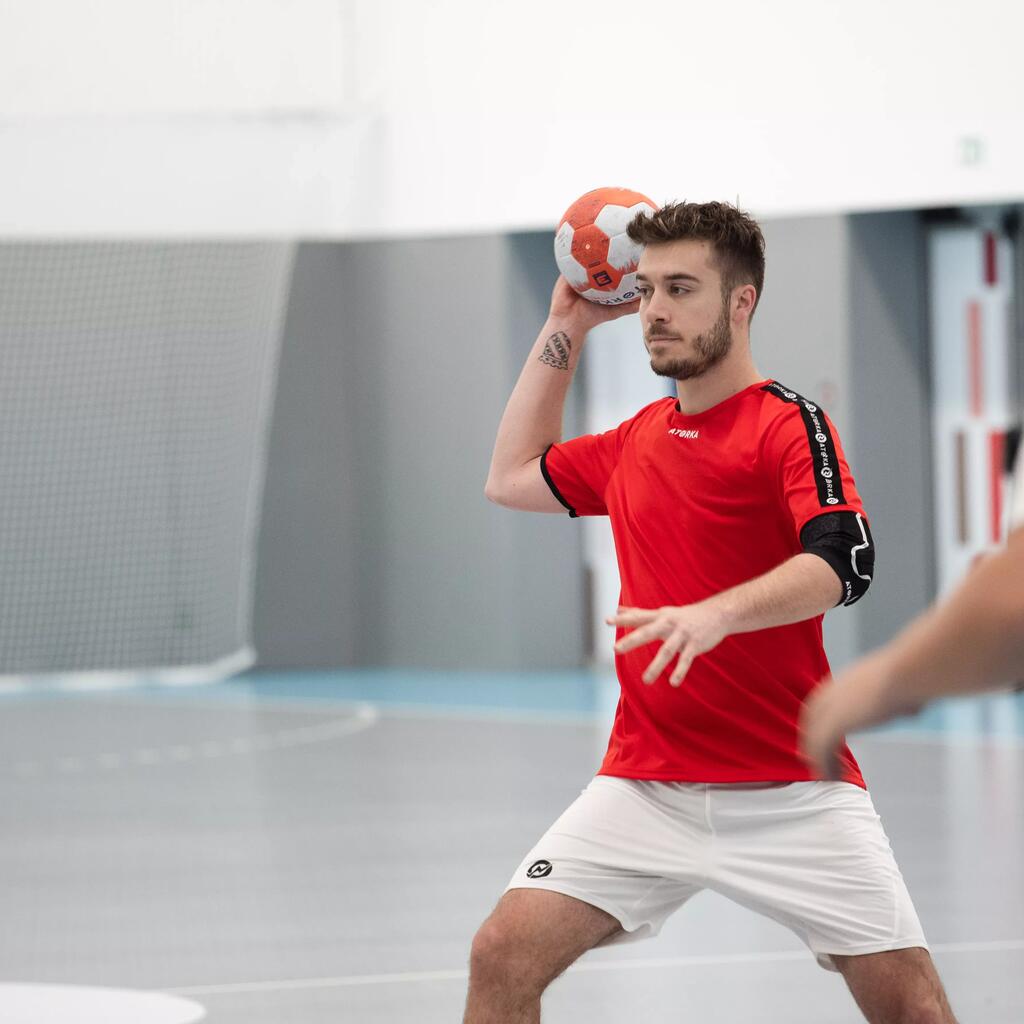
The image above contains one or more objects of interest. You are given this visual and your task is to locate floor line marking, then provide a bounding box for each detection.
[98,695,1024,745]
[102,694,613,728]
[164,938,1024,997]
[5,703,379,777]
[17,688,1024,745]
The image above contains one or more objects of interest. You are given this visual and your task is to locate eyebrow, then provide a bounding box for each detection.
[635,272,701,284]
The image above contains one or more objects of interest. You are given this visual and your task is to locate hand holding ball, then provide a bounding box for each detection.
[554,187,656,305]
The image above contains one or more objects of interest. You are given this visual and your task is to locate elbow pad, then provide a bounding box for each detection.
[800,511,874,607]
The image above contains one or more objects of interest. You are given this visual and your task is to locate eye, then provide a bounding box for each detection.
[670,285,690,296]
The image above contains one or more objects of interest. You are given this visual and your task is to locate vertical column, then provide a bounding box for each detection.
[928,223,1016,596]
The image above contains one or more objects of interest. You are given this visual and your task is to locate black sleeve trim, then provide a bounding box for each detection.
[800,510,874,607]
[540,444,578,518]
[1007,424,1022,473]
[761,381,847,508]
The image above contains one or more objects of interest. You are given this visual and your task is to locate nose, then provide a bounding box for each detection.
[644,290,671,329]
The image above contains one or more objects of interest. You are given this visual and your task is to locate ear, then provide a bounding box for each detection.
[732,284,757,324]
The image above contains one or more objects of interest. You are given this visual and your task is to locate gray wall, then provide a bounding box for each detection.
[254,234,586,670]
[755,216,861,668]
[846,213,934,650]
[757,212,933,667]
[252,244,361,667]
[255,215,935,673]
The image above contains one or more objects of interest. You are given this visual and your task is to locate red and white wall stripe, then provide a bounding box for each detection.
[928,224,1017,594]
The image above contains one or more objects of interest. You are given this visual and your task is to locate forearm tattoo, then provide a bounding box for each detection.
[538,331,572,370]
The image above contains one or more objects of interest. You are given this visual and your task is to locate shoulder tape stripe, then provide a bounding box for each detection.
[762,382,847,508]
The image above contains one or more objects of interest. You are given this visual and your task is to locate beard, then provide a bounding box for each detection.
[647,302,733,381]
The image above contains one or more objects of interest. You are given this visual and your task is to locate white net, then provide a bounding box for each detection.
[0,242,293,686]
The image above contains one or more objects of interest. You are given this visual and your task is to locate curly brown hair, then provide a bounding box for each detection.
[627,201,765,315]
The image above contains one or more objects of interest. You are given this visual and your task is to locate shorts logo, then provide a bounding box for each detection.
[526,859,552,878]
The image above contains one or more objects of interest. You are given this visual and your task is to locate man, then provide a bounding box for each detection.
[469,201,956,1024]
[801,431,1024,780]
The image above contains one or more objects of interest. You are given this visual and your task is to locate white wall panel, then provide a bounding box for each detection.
[581,315,671,665]
[0,0,1022,235]
[0,0,349,116]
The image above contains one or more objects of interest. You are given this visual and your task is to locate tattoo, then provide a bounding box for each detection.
[538,331,572,370]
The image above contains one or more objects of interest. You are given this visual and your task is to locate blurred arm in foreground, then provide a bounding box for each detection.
[800,524,1024,780]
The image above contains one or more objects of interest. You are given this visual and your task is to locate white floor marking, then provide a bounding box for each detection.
[0,984,205,1024]
[0,648,254,695]
[166,937,1024,997]
[4,703,378,777]
[112,692,1024,745]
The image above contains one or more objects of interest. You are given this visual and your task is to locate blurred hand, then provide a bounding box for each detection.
[799,654,915,780]
[549,275,640,334]
[606,603,729,686]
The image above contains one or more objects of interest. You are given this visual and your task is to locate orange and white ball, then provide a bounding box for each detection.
[554,187,657,305]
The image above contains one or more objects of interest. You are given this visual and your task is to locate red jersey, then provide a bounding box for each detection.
[543,379,867,788]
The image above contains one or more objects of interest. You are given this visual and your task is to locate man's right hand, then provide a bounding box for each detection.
[548,275,640,334]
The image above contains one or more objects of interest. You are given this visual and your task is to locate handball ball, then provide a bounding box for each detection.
[554,187,657,305]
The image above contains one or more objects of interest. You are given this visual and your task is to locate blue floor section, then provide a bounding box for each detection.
[198,667,619,719]
[196,668,1024,740]
[5,665,1024,739]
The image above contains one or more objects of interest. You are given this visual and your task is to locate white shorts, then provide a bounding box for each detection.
[506,776,927,971]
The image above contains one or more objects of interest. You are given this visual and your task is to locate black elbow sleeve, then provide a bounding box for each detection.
[799,511,874,607]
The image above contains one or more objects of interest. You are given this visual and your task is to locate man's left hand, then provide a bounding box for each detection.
[606,603,729,686]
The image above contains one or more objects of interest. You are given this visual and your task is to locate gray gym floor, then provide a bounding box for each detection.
[2,670,1022,1023]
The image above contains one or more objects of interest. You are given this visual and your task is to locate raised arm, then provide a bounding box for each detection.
[484,277,638,512]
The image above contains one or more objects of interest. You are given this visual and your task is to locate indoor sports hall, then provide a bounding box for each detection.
[1,4,1022,1023]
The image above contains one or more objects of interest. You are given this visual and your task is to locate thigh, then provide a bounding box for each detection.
[475,888,622,983]
[506,777,705,944]
[833,947,956,1023]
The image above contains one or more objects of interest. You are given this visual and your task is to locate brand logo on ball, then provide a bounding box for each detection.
[526,860,553,878]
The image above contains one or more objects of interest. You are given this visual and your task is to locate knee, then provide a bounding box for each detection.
[468,918,549,997]
[894,1002,951,1024]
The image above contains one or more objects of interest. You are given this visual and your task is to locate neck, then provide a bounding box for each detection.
[674,345,762,415]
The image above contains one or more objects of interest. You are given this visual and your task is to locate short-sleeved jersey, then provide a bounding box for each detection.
[543,379,867,788]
